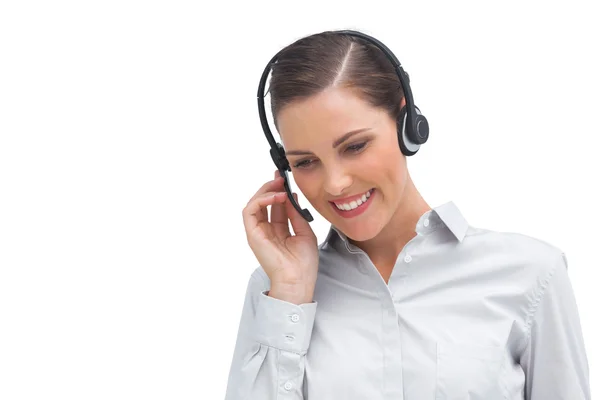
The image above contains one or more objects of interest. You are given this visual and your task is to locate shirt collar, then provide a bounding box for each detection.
[321,200,469,250]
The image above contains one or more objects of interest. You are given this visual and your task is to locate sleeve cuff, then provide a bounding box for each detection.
[252,290,318,354]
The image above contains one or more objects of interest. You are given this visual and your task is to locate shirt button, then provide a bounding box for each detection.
[404,254,412,263]
[290,313,300,323]
[284,381,293,391]
[424,218,430,227]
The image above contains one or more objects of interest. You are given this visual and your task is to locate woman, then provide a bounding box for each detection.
[225,30,590,399]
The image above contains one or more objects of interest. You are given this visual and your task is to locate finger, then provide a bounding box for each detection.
[270,171,292,238]
[286,192,316,239]
[242,191,287,232]
[270,175,287,224]
[247,175,284,205]
[271,199,291,239]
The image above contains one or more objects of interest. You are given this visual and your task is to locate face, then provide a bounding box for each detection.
[277,86,408,242]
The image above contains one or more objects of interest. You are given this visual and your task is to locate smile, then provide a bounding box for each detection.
[330,189,375,218]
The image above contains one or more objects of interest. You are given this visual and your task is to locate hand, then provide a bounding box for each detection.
[242,171,319,293]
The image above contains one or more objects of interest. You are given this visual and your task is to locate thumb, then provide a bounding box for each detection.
[286,192,315,238]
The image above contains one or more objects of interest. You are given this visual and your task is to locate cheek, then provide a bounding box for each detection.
[359,145,401,178]
[292,173,320,201]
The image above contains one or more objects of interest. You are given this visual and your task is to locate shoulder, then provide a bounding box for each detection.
[464,225,567,285]
[468,225,563,255]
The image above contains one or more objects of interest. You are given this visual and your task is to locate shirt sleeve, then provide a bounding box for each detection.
[224,270,318,400]
[520,252,591,399]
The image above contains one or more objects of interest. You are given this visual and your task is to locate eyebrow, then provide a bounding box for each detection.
[285,128,371,156]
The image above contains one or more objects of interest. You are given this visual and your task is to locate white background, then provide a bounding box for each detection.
[0,0,597,398]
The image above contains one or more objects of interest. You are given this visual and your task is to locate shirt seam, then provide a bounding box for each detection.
[254,341,305,356]
[275,345,281,399]
[520,253,562,350]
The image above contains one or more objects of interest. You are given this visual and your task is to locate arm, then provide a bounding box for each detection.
[520,252,591,399]
[224,271,317,400]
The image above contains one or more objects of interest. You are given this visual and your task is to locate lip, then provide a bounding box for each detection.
[329,189,372,204]
[330,189,375,219]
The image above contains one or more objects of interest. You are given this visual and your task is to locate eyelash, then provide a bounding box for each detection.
[292,141,368,169]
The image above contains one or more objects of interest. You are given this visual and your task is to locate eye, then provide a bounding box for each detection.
[346,141,367,153]
[293,159,314,169]
[292,141,369,170]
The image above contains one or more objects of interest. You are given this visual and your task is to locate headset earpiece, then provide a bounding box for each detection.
[398,106,423,156]
[412,106,429,145]
[269,143,314,222]
[270,143,290,172]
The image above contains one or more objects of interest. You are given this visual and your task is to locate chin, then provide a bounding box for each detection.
[344,225,381,243]
[344,230,377,243]
[334,216,384,243]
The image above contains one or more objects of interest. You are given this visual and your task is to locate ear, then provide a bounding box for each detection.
[400,96,406,110]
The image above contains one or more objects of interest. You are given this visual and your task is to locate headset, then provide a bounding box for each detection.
[257,30,429,223]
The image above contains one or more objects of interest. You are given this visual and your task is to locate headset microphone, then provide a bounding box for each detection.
[257,30,429,223]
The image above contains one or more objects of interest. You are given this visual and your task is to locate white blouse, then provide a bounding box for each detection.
[225,201,590,399]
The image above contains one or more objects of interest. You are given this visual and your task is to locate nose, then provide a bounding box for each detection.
[323,165,353,197]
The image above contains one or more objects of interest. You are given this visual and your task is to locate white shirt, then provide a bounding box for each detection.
[224,201,590,399]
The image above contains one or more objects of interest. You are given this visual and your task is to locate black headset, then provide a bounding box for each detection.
[257,30,429,223]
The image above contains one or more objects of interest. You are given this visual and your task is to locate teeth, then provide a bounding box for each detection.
[335,189,373,211]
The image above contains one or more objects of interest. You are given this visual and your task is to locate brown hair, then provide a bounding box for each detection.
[268,30,405,129]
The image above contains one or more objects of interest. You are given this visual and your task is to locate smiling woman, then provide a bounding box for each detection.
[273,84,411,243]
[227,29,591,400]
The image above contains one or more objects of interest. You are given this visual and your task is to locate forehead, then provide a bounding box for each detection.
[276,87,385,150]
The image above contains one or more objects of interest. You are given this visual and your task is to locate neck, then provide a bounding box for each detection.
[349,172,431,266]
